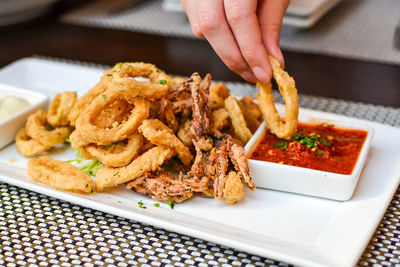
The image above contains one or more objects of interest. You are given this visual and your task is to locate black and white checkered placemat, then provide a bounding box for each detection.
[61,0,400,66]
[1,57,400,266]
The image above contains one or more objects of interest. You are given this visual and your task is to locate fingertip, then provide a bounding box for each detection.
[241,71,257,83]
[267,45,285,68]
[252,66,271,84]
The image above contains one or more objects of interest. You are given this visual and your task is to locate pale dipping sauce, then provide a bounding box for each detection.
[0,96,30,122]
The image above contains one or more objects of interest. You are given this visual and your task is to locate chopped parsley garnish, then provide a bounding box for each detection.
[274,141,288,151]
[213,100,217,104]
[106,74,112,77]
[156,69,161,73]
[101,94,106,99]
[67,150,103,177]
[156,171,161,176]
[138,200,146,209]
[168,199,174,210]
[117,201,122,204]
[317,150,324,155]
[153,203,160,207]
[158,79,167,85]
[125,116,129,121]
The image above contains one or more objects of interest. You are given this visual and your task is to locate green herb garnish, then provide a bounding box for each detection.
[67,150,103,177]
[138,200,146,209]
[274,141,288,151]
[158,79,167,85]
[168,199,174,210]
[101,94,106,99]
[154,203,160,207]
[317,150,324,155]
[125,116,129,121]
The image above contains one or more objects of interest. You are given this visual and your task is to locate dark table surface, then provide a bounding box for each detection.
[0,0,399,108]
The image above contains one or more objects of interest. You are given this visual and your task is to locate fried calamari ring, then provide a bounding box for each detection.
[47,91,77,127]
[81,134,143,167]
[15,128,52,157]
[224,96,252,144]
[210,82,230,109]
[26,110,72,147]
[27,156,94,193]
[95,146,175,192]
[139,119,193,165]
[69,80,107,126]
[76,90,150,145]
[256,56,299,140]
[103,62,171,100]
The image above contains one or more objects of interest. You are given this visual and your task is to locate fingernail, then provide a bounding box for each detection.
[252,66,270,83]
[241,71,257,83]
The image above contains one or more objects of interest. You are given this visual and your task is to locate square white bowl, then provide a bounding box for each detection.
[0,83,48,149]
[245,118,374,201]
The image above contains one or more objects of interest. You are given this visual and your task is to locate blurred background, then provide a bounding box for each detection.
[0,0,399,107]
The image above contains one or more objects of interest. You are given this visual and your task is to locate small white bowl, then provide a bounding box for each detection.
[0,83,48,149]
[245,119,374,201]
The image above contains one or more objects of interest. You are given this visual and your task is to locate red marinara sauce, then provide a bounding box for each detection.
[248,122,368,174]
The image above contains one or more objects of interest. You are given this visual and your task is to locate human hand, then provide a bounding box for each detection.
[180,0,289,83]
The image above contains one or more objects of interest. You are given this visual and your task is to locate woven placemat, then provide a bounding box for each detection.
[61,0,400,66]
[1,57,400,266]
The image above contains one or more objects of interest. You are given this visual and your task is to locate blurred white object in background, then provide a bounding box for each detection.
[162,0,342,29]
[0,0,61,26]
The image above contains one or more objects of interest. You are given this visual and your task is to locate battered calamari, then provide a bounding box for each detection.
[27,156,94,193]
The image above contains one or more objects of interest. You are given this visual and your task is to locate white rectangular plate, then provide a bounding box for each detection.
[0,58,399,267]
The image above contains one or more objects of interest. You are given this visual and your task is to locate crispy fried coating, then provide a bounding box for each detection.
[139,119,193,165]
[27,156,93,193]
[190,73,211,137]
[159,99,179,132]
[224,171,244,204]
[15,128,52,157]
[180,140,213,192]
[81,134,143,167]
[224,96,252,145]
[126,171,193,203]
[76,91,150,145]
[209,82,230,109]
[95,146,175,192]
[212,138,230,200]
[102,62,171,100]
[210,108,230,131]
[256,56,299,140]
[69,80,107,126]
[240,96,262,133]
[228,137,255,191]
[177,120,193,146]
[26,110,72,147]
[47,91,77,127]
